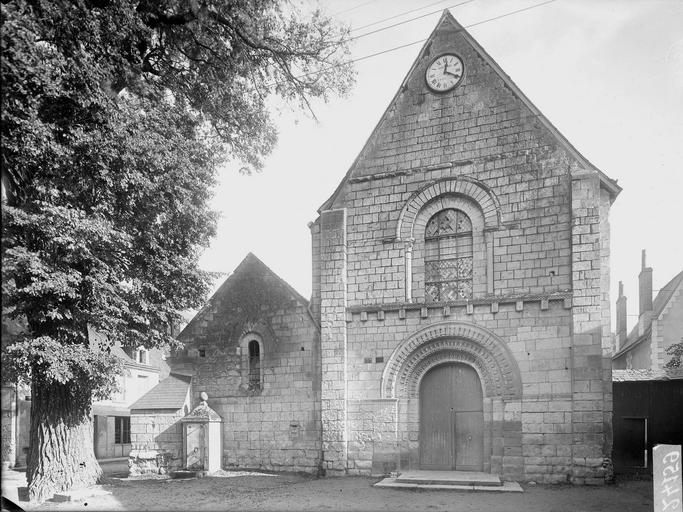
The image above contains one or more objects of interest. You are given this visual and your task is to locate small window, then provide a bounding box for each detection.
[198,349,206,358]
[135,348,148,365]
[112,376,125,402]
[248,340,261,390]
[114,416,131,444]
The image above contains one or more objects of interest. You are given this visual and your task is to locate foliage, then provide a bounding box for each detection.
[1,0,353,395]
[664,339,683,369]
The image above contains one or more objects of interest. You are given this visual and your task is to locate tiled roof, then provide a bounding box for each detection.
[130,373,191,410]
[612,368,683,382]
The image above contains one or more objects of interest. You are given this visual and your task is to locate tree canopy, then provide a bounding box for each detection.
[1,0,353,501]
[2,0,353,388]
[664,339,683,369]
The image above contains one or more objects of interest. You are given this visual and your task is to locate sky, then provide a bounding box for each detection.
[198,0,683,334]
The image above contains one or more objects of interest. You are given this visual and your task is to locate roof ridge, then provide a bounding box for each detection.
[177,252,310,341]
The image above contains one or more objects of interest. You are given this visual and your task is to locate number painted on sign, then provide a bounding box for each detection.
[665,463,682,477]
[664,499,682,511]
[665,452,681,464]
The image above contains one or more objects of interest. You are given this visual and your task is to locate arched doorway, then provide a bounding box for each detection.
[419,363,484,470]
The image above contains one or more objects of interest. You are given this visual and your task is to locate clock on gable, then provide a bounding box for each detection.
[425,53,464,93]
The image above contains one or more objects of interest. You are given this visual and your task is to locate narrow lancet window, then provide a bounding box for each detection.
[248,340,261,390]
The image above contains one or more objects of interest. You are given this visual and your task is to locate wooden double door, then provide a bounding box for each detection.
[419,363,484,471]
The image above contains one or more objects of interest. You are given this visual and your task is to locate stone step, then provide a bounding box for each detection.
[374,478,523,493]
[396,470,503,487]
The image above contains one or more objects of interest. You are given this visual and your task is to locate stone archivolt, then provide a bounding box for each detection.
[396,177,501,242]
[381,321,521,401]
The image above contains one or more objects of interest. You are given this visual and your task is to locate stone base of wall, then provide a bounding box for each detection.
[223,447,321,475]
[128,449,182,476]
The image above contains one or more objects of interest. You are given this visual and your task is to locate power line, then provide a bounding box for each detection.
[350,0,477,42]
[350,0,466,33]
[277,0,559,85]
[463,0,557,30]
[332,0,378,17]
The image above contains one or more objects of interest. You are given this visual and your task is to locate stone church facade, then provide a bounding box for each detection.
[137,12,620,484]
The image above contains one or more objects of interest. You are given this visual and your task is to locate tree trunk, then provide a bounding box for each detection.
[26,381,101,503]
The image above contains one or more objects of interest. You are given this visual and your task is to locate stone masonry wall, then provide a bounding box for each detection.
[345,301,573,482]
[1,387,16,469]
[318,209,349,475]
[332,19,575,307]
[130,408,186,474]
[316,15,615,483]
[185,300,322,473]
[570,170,612,484]
[654,290,683,369]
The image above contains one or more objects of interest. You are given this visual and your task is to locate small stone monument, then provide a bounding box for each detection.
[180,392,223,473]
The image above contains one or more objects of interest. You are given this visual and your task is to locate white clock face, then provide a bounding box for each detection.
[425,54,464,92]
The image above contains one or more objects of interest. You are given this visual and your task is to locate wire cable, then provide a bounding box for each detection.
[350,0,477,41]
[275,0,559,85]
[350,0,465,33]
[332,0,378,17]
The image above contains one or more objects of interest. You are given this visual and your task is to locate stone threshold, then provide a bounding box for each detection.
[375,470,523,492]
[374,479,524,492]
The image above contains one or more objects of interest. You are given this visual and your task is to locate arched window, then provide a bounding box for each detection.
[424,209,473,302]
[248,340,261,390]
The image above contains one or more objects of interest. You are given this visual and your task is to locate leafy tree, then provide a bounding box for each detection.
[1,0,353,502]
[664,338,683,369]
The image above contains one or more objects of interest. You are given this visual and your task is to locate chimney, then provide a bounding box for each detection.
[616,281,627,348]
[638,249,653,317]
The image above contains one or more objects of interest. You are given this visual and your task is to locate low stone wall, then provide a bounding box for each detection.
[128,449,177,476]
[129,408,185,475]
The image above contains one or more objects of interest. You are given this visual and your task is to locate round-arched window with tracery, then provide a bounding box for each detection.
[424,209,473,301]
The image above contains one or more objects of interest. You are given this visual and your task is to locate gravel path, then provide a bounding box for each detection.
[3,470,653,512]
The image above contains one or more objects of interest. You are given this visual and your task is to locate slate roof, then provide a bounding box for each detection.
[130,373,191,410]
[177,252,315,342]
[614,269,683,358]
[613,368,683,382]
[653,270,683,320]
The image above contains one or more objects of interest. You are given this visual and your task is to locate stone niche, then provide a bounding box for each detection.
[180,392,223,473]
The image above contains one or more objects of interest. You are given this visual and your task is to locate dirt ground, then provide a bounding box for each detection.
[3,467,654,512]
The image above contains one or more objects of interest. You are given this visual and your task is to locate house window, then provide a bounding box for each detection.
[424,209,473,302]
[114,416,131,444]
[135,348,148,365]
[248,340,261,390]
[112,376,125,402]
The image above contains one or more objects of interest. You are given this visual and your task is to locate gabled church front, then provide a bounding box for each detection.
[133,12,620,484]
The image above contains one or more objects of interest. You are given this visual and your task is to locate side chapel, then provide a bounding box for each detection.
[132,11,620,484]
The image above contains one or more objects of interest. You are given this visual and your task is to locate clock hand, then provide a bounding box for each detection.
[444,71,460,78]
